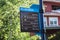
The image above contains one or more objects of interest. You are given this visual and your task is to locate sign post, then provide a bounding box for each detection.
[39,0,45,40]
[35,0,44,40]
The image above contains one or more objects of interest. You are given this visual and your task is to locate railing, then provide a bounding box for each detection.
[44,25,60,29]
[43,0,60,2]
[44,12,60,16]
[52,10,60,13]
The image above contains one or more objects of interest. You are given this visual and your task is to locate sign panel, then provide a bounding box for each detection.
[20,12,40,32]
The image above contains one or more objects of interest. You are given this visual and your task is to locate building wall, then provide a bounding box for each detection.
[43,2,60,12]
[44,2,52,12]
[43,2,60,26]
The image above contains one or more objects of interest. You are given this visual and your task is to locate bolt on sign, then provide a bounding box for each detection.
[20,4,40,32]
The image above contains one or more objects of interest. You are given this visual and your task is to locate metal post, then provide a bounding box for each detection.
[39,11,44,40]
[43,14,47,40]
[44,27,47,40]
[39,0,45,40]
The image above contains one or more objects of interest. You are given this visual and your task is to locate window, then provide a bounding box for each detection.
[43,17,47,27]
[52,5,60,13]
[52,5,60,10]
[49,17,58,26]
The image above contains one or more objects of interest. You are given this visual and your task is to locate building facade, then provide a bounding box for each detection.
[43,0,60,34]
[43,0,60,27]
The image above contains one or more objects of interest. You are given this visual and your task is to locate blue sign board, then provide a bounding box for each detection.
[20,4,39,12]
[20,4,40,32]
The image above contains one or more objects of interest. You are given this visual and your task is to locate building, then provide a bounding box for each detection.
[43,0,60,34]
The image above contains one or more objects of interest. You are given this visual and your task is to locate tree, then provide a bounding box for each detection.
[0,0,39,40]
[49,31,60,40]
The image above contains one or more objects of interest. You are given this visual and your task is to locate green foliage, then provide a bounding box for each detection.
[0,0,39,40]
[49,31,60,40]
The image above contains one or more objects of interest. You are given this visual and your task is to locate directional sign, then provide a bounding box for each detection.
[20,11,40,32]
